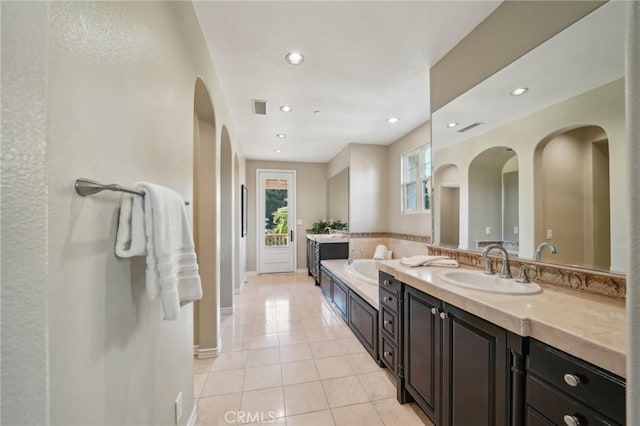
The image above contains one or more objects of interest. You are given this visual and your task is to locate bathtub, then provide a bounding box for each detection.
[343,259,379,285]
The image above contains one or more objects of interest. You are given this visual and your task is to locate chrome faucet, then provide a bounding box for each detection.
[347,249,363,265]
[534,242,558,261]
[480,244,512,279]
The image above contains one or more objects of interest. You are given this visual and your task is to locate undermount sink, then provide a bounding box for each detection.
[314,233,345,239]
[439,270,542,295]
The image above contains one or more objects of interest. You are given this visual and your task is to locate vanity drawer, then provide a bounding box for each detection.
[380,288,398,311]
[379,271,401,294]
[528,339,625,424]
[380,336,398,374]
[526,374,618,426]
[380,305,399,344]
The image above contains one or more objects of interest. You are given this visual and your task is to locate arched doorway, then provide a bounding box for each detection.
[193,78,219,357]
[220,126,234,314]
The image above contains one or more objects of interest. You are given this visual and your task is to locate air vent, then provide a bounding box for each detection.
[252,99,267,115]
[457,122,484,133]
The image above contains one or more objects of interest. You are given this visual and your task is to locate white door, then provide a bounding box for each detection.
[257,170,296,273]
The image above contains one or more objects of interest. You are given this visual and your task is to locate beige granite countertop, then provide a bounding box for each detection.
[307,234,350,243]
[321,259,379,310]
[377,260,626,377]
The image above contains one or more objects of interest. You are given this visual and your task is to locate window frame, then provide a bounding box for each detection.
[401,144,432,214]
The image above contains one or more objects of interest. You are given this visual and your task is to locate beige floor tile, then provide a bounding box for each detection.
[243,365,283,391]
[330,326,355,339]
[247,347,281,367]
[211,351,249,372]
[373,398,431,426]
[305,328,335,343]
[283,381,329,416]
[243,417,286,426]
[249,334,279,349]
[194,357,214,374]
[221,336,251,353]
[279,343,313,363]
[309,341,344,359]
[357,371,396,401]
[251,322,279,336]
[201,369,245,397]
[331,402,384,426]
[302,317,328,330]
[223,323,253,338]
[277,331,307,346]
[239,387,285,424]
[286,409,336,426]
[197,393,242,426]
[194,373,208,399]
[282,359,320,385]
[315,356,355,379]
[322,376,370,408]
[346,353,381,374]
[337,337,366,354]
[276,320,304,332]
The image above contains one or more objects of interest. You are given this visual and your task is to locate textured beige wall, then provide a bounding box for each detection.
[328,145,350,178]
[1,2,242,425]
[386,123,432,236]
[327,168,349,224]
[430,1,605,110]
[246,161,327,271]
[435,79,626,270]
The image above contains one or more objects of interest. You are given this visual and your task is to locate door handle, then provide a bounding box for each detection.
[290,230,294,242]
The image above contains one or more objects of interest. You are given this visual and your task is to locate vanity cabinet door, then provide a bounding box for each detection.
[441,303,508,426]
[332,277,349,322]
[348,290,378,359]
[319,267,332,299]
[403,286,442,425]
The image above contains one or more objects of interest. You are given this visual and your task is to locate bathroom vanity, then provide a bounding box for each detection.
[377,261,626,426]
[306,235,349,285]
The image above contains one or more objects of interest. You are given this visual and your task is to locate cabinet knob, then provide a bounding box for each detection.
[383,280,391,286]
[383,320,392,326]
[383,296,393,302]
[563,374,581,387]
[383,351,393,358]
[430,307,439,315]
[563,415,582,426]
[439,312,449,320]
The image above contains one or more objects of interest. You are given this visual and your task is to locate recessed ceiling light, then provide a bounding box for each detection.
[313,110,320,114]
[387,117,399,124]
[285,52,304,65]
[276,134,286,139]
[447,122,459,128]
[280,105,292,113]
[275,149,282,153]
[510,87,529,96]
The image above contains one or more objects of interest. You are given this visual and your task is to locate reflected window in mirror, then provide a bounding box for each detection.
[402,144,431,213]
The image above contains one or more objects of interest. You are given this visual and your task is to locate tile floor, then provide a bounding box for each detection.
[194,272,433,425]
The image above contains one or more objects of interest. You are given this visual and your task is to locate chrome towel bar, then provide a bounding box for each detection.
[74,178,190,206]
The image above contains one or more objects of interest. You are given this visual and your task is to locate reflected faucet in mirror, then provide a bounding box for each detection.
[535,242,558,262]
[481,244,512,279]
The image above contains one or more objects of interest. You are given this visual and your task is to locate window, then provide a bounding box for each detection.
[402,144,431,213]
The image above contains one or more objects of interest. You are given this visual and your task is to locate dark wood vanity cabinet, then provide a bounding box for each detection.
[382,272,523,426]
[306,237,349,284]
[526,339,625,425]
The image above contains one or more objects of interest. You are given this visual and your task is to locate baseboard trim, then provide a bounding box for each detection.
[196,344,220,358]
[296,268,307,274]
[186,403,197,426]
[193,345,199,356]
[220,306,234,315]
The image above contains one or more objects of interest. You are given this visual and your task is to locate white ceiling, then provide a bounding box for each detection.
[194,1,501,162]
[431,1,625,151]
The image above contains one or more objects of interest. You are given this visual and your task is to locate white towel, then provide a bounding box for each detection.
[115,182,202,320]
[400,255,459,268]
[373,245,388,260]
[115,194,146,257]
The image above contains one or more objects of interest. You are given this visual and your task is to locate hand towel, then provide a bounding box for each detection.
[115,182,202,320]
[400,255,459,268]
[373,245,388,260]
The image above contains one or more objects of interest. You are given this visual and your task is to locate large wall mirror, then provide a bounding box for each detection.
[431,2,626,273]
[328,168,349,226]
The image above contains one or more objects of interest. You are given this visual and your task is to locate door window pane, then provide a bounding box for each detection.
[264,179,289,246]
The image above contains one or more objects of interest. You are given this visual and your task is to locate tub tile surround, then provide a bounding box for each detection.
[377,260,626,377]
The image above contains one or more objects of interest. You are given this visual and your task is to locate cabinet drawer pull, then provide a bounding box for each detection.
[383,280,391,286]
[439,312,449,319]
[430,307,439,315]
[383,320,392,326]
[563,374,581,387]
[383,351,393,358]
[563,415,581,426]
[383,296,393,302]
